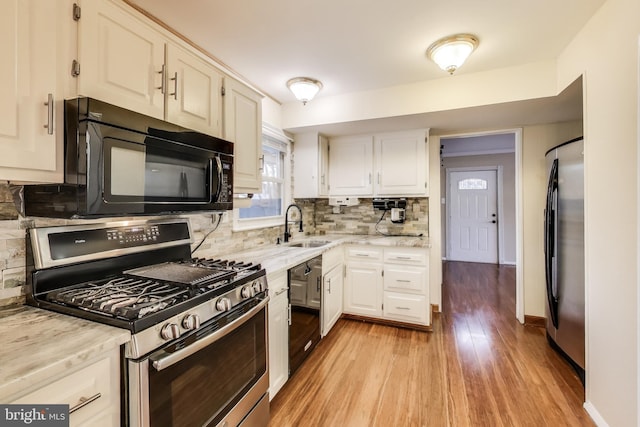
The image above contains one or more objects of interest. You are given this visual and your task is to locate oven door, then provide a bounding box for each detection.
[128,298,270,427]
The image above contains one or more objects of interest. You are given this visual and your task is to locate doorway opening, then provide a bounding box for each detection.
[440,129,523,320]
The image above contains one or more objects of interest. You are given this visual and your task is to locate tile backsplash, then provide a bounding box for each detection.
[0,182,428,307]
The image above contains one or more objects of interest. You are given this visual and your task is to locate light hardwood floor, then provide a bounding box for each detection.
[269,261,593,426]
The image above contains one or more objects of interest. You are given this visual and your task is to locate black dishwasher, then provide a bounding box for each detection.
[288,255,322,376]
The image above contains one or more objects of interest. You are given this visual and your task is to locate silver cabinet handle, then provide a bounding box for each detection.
[392,256,412,260]
[377,172,381,184]
[327,278,331,294]
[69,393,101,414]
[396,279,411,283]
[157,64,166,93]
[43,93,53,135]
[169,71,178,100]
[396,307,410,310]
[368,173,372,184]
[274,287,288,296]
[355,253,370,257]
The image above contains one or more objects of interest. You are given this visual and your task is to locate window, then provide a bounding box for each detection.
[234,132,290,230]
[458,178,488,190]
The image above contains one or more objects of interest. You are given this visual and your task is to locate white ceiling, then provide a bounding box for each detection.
[127,0,603,133]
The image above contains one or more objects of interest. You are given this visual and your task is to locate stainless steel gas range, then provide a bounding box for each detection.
[26,218,269,427]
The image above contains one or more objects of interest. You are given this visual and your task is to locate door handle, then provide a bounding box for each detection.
[169,71,178,100]
[491,220,497,224]
[43,93,54,135]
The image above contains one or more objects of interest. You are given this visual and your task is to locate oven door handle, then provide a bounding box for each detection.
[150,297,269,372]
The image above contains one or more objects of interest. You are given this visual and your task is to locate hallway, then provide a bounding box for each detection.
[269,262,592,426]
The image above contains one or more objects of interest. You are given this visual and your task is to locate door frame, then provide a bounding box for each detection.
[440,128,524,323]
[446,166,503,264]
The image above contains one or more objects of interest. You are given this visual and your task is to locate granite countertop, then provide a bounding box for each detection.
[0,305,131,402]
[227,234,430,278]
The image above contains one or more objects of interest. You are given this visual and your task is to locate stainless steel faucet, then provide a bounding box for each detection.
[284,204,303,242]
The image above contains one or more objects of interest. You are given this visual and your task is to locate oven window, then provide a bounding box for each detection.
[148,308,267,427]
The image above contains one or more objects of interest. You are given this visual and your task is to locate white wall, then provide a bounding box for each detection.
[282,61,557,129]
[557,0,639,424]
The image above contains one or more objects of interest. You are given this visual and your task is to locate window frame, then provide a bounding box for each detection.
[232,130,291,231]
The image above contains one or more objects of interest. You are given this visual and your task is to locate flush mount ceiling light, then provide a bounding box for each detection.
[287,77,323,105]
[426,34,479,75]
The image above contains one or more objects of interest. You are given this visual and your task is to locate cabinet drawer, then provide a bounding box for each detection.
[384,248,427,265]
[11,353,118,425]
[346,246,383,262]
[383,292,428,324]
[384,265,426,293]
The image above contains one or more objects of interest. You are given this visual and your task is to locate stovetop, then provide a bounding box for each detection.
[27,219,268,344]
[43,258,262,322]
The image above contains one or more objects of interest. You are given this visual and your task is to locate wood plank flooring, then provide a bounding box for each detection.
[269,261,593,426]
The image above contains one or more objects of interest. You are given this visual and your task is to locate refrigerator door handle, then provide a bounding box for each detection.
[544,158,560,328]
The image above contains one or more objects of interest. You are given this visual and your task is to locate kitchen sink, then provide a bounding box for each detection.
[288,240,331,248]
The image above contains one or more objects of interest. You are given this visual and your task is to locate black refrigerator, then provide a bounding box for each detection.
[544,136,585,384]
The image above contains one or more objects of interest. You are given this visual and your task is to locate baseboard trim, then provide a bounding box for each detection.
[583,401,610,427]
[341,313,432,332]
[524,315,546,328]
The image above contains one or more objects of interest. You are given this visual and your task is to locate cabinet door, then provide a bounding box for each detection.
[344,262,382,317]
[11,349,120,426]
[328,136,374,196]
[322,263,344,336]
[224,78,262,194]
[318,135,330,196]
[0,0,68,182]
[292,133,329,198]
[268,290,289,400]
[166,43,223,137]
[78,0,165,119]
[375,130,427,196]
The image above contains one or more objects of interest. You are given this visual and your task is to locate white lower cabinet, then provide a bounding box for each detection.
[321,247,344,336]
[344,245,430,327]
[10,348,121,427]
[267,270,289,400]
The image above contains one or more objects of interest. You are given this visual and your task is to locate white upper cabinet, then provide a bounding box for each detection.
[0,0,75,182]
[165,42,223,137]
[375,131,428,196]
[293,132,330,198]
[224,77,263,194]
[78,0,235,139]
[328,135,374,196]
[78,0,165,119]
[327,129,429,197]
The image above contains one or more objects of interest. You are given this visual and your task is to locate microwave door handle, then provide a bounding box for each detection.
[214,156,223,203]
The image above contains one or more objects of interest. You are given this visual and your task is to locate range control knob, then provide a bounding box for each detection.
[252,280,264,293]
[160,323,181,341]
[241,285,255,299]
[215,297,232,312]
[182,314,201,331]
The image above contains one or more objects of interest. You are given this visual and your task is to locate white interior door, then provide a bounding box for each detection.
[448,170,498,263]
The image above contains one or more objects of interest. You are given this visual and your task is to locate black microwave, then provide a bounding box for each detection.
[23,97,233,218]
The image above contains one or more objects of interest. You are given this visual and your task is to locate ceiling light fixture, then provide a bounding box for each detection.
[287,77,323,105]
[426,34,479,75]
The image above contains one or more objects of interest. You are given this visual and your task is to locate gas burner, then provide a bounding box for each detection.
[186,258,261,272]
[46,277,191,320]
